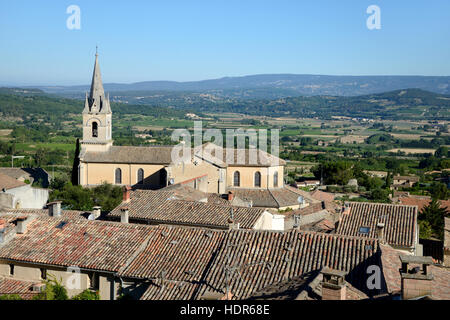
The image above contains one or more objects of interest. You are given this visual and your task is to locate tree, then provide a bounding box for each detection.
[33,147,46,167]
[33,277,68,300]
[418,220,433,239]
[370,188,390,202]
[71,289,100,300]
[384,171,393,189]
[435,146,448,158]
[312,161,353,185]
[71,138,81,185]
[430,182,449,200]
[420,199,449,240]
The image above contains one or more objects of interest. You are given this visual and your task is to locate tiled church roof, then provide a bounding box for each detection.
[81,146,174,164]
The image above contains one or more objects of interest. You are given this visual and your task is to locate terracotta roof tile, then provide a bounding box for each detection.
[108,190,265,229]
[310,190,335,202]
[336,202,418,248]
[379,244,450,300]
[399,197,450,212]
[81,146,174,164]
[0,215,154,272]
[0,278,40,300]
[227,186,318,209]
[0,173,26,191]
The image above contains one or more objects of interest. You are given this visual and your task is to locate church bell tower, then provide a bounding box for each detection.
[81,49,113,152]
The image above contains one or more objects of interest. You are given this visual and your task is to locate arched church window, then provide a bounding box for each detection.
[115,168,122,184]
[254,171,261,187]
[273,171,279,188]
[137,168,144,184]
[233,171,240,187]
[92,122,98,138]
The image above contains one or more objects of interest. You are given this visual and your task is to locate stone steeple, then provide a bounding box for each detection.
[83,50,111,114]
[80,49,113,153]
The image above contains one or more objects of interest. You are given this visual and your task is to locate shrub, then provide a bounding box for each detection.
[71,290,100,300]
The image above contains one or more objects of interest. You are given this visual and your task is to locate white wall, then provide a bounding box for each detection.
[0,185,48,209]
[253,211,284,231]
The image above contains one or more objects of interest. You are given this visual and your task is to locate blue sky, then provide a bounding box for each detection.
[0,0,449,85]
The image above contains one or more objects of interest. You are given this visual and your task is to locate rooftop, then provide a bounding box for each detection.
[0,215,154,272]
[80,145,174,164]
[227,186,318,208]
[0,172,26,191]
[108,189,265,229]
[336,202,418,248]
[0,278,41,300]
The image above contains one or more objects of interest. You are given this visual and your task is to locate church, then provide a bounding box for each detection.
[77,52,302,209]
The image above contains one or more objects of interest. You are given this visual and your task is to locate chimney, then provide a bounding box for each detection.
[16,216,28,234]
[120,207,129,224]
[123,186,132,203]
[400,255,434,300]
[342,203,351,215]
[227,208,239,230]
[376,222,385,244]
[48,201,62,217]
[227,191,234,202]
[321,267,347,300]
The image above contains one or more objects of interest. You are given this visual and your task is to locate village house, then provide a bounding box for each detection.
[335,202,420,255]
[0,168,50,188]
[392,175,420,190]
[0,173,48,210]
[107,185,285,231]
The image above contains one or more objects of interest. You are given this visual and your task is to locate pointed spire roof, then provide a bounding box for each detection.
[84,49,111,114]
[89,50,105,101]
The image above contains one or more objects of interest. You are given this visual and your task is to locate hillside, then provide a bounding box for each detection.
[0,87,449,121]
[31,74,450,99]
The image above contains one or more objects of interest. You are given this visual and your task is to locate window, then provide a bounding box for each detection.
[273,171,279,188]
[254,171,261,187]
[92,122,98,138]
[9,264,14,276]
[359,226,370,234]
[115,168,122,184]
[56,221,67,229]
[89,272,100,290]
[40,268,47,280]
[233,171,240,187]
[137,168,144,184]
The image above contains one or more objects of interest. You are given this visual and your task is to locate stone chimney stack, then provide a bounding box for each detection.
[123,186,132,203]
[16,216,29,234]
[342,203,351,215]
[120,207,129,224]
[227,208,239,230]
[400,255,434,300]
[48,201,62,217]
[321,267,347,300]
[227,191,234,202]
[376,222,385,244]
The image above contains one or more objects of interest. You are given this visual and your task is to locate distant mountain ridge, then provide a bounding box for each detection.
[2,86,448,120]
[30,74,450,98]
